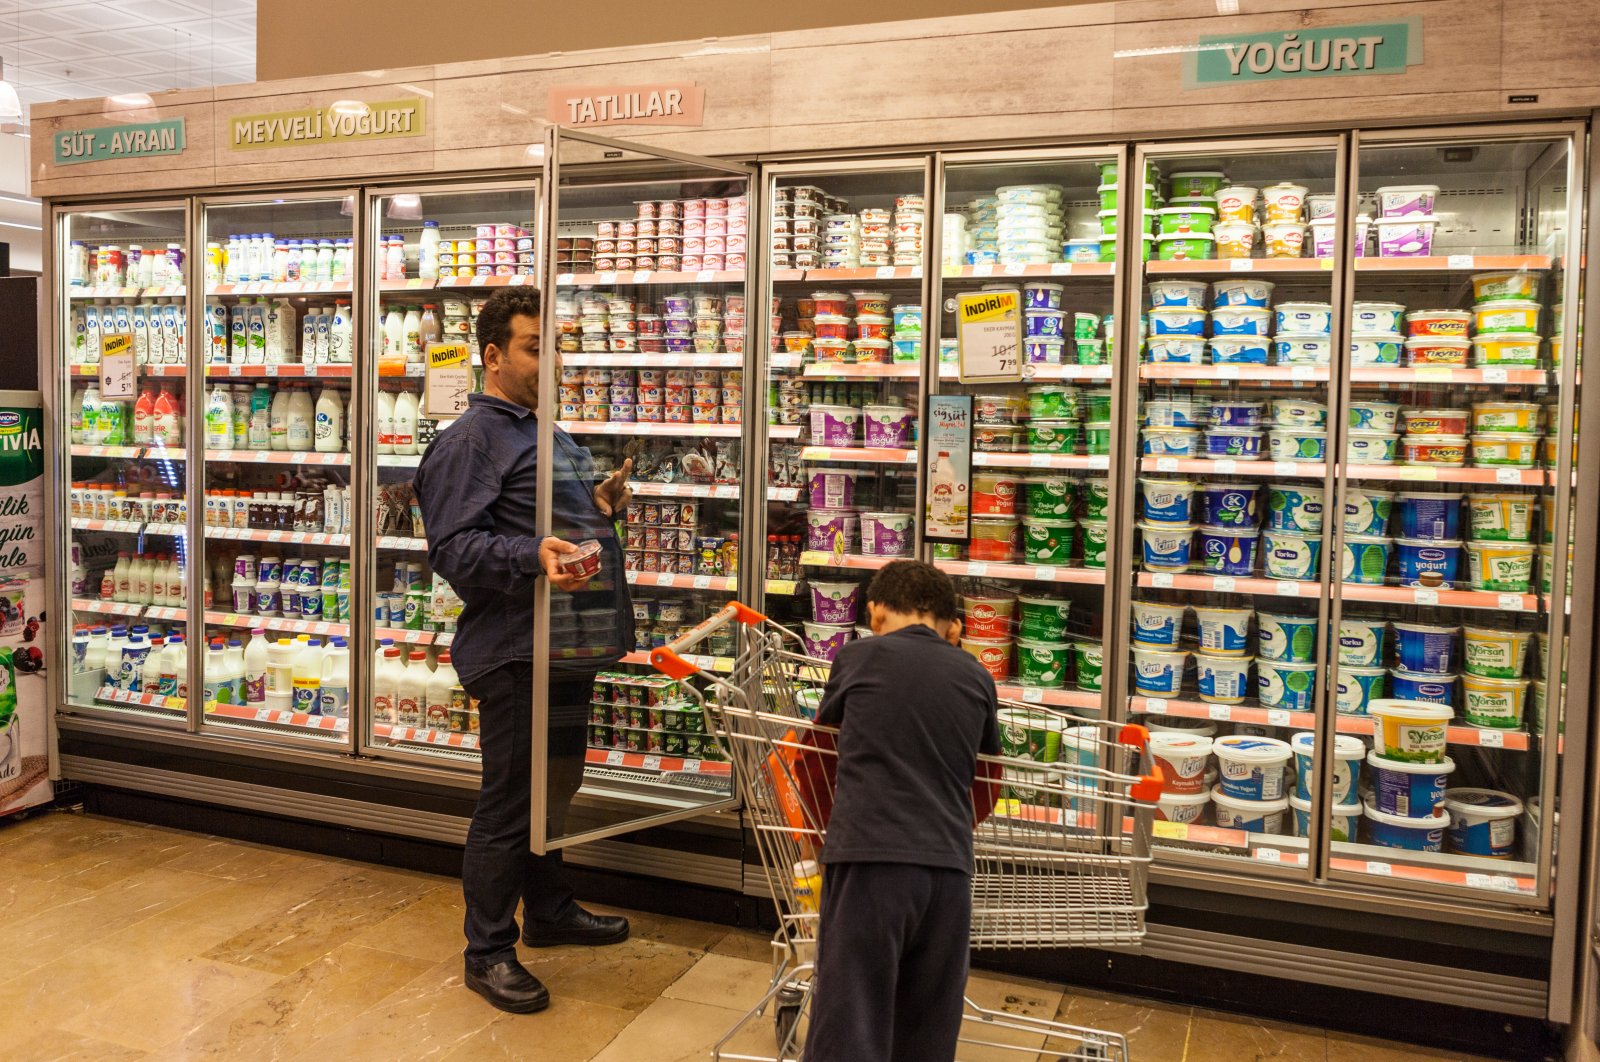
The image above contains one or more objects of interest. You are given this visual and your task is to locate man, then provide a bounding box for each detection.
[415,287,633,1015]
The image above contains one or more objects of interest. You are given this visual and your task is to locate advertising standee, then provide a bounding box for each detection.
[0,391,48,816]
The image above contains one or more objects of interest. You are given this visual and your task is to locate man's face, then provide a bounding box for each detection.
[486,312,541,411]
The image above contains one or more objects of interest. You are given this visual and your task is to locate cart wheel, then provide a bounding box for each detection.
[773,984,805,1049]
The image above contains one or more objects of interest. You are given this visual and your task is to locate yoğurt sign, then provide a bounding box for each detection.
[1188,19,1422,86]
[548,83,705,128]
[230,98,427,149]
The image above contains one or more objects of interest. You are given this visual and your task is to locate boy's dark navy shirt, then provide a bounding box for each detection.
[815,623,1001,874]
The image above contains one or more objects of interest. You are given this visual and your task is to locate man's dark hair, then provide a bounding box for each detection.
[865,560,958,622]
[475,287,543,356]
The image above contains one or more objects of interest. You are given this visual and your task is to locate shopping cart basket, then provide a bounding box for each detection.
[651,603,1163,1062]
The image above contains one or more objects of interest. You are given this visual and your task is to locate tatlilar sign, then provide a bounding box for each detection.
[547,84,705,128]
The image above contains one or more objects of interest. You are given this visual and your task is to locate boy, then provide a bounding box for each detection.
[806,560,1002,1062]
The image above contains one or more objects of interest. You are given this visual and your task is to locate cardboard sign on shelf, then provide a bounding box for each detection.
[924,394,973,542]
[956,288,1023,384]
[423,342,471,418]
[99,334,135,399]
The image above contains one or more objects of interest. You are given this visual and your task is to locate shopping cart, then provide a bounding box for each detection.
[651,603,1163,1062]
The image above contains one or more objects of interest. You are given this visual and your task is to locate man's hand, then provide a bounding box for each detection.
[594,457,633,517]
[541,536,595,592]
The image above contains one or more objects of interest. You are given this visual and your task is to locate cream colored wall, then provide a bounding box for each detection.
[255,0,1105,80]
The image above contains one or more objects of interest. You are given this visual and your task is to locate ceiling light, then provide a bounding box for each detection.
[330,99,370,118]
[107,92,154,110]
[0,61,20,125]
[387,194,423,220]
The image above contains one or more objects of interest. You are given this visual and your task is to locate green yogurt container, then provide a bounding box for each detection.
[1079,519,1109,568]
[1017,639,1072,688]
[932,542,964,560]
[1073,312,1101,341]
[1027,384,1078,420]
[1024,518,1077,565]
[1156,205,1218,236]
[1075,338,1106,365]
[1024,473,1077,517]
[1156,233,1216,261]
[1018,595,1072,641]
[1081,479,1110,519]
[1082,388,1113,423]
[1028,420,1079,454]
[1074,641,1105,691]
[1083,422,1114,455]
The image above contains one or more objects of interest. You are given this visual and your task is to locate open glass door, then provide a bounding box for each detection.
[532,127,752,850]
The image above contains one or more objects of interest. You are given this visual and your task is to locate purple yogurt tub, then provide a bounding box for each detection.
[809,404,862,447]
[802,622,854,661]
[808,470,858,509]
[810,581,861,624]
[863,404,915,448]
[806,508,859,553]
[860,511,915,556]
[1376,215,1438,258]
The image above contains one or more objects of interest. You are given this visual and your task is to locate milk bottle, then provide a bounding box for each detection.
[157,635,186,699]
[205,383,235,449]
[286,384,315,450]
[131,302,150,364]
[319,637,350,719]
[313,305,332,363]
[375,389,395,454]
[397,650,429,727]
[419,221,440,280]
[265,637,294,710]
[292,637,323,714]
[243,630,268,704]
[84,301,103,364]
[314,387,344,453]
[392,390,418,455]
[329,299,353,363]
[162,301,184,364]
[245,298,268,363]
[229,302,248,364]
[373,645,404,725]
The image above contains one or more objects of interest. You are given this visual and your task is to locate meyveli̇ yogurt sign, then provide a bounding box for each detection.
[230,98,427,149]
[1188,19,1422,86]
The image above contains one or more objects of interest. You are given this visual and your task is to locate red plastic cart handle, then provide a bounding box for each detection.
[650,601,767,679]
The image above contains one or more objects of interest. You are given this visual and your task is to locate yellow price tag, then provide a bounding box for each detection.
[424,342,472,418]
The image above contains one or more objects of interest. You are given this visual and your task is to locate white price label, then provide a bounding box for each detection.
[1003,263,1026,276]
[1273,462,1297,477]
[655,573,676,586]
[1208,704,1231,720]
[965,562,989,577]
[1266,710,1291,726]
[632,271,651,284]
[1022,687,1044,703]
[265,363,280,376]
[256,708,275,721]
[683,758,702,771]
[1050,263,1073,276]
[557,273,575,286]
[1275,580,1301,596]
[1495,467,1524,484]
[1218,365,1241,378]
[403,630,423,643]
[1482,367,1509,383]
[267,531,285,541]
[1255,847,1283,863]
[1030,453,1054,468]
[1447,254,1475,270]
[1230,258,1254,271]
[468,275,488,286]
[1213,459,1238,474]
[290,532,306,543]
[694,355,714,366]
[1213,576,1236,593]
[1088,455,1111,469]
[972,264,994,276]
[876,266,898,279]
[1290,365,1315,380]
[642,755,663,770]
[305,364,320,377]
[606,750,626,765]
[692,575,713,589]
[292,621,309,632]
[696,270,715,282]
[1412,589,1440,605]
[1365,861,1393,876]
[1156,457,1179,472]
[1151,573,1175,588]
[1497,593,1526,611]
[1034,566,1058,582]
[1477,729,1506,747]
[599,271,619,284]
[1144,698,1169,713]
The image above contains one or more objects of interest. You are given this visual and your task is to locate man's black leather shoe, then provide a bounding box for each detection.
[464,958,551,1014]
[522,906,631,947]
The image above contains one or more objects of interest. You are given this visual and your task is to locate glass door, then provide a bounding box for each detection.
[363,180,538,766]
[58,202,193,725]
[195,193,357,747]
[1321,126,1588,905]
[755,158,932,657]
[931,146,1125,714]
[1116,138,1349,873]
[533,128,750,849]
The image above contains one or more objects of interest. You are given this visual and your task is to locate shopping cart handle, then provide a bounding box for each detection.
[1131,764,1165,805]
[650,601,767,679]
[1118,723,1151,751]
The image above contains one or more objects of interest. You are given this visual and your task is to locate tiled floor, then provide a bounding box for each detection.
[0,809,1502,1061]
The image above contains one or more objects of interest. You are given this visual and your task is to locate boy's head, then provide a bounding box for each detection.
[865,561,961,644]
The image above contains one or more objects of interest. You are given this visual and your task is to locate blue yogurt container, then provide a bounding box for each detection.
[1396,538,1463,588]
[1196,482,1261,528]
[1394,492,1464,540]
[1367,751,1455,818]
[1393,621,1459,673]
[1364,802,1450,851]
[1389,668,1458,706]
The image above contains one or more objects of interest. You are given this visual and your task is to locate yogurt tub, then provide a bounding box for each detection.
[1132,518,1196,569]
[1472,332,1542,367]
[1025,309,1067,338]
[1343,486,1395,536]
[809,404,862,447]
[1139,478,1196,523]
[962,591,1018,638]
[1205,428,1264,460]
[1170,171,1229,198]
[963,637,1013,680]
[1214,222,1258,259]
[1540,542,1574,596]
[1132,599,1187,648]
[1211,307,1272,337]
[1273,334,1332,365]
[1147,337,1206,364]
[1261,182,1309,222]
[1471,270,1540,303]
[1073,640,1105,691]
[1211,786,1289,834]
[1262,528,1322,581]
[1376,184,1440,218]
[1376,214,1438,257]
[1149,308,1207,337]
[1028,419,1079,454]
[1262,222,1306,259]
[1275,302,1334,335]
[1394,491,1464,540]
[1098,182,1157,211]
[1196,482,1262,528]
[1389,669,1458,707]
[1018,595,1072,641]
[1290,794,1364,841]
[1400,434,1468,467]
[1393,621,1459,673]
[1083,421,1114,455]
[1144,715,1218,738]
[860,511,914,556]
[1095,210,1157,237]
[1462,625,1532,679]
[1256,611,1319,663]
[1017,639,1072,688]
[810,581,862,624]
[1364,802,1450,851]
[1395,538,1463,588]
[1461,673,1530,729]
[1367,752,1455,818]
[1341,533,1393,585]
[1156,233,1216,261]
[1346,431,1399,465]
[1257,659,1319,711]
[1148,279,1209,309]
[1266,484,1324,533]
[1144,396,1206,427]
[975,424,1025,452]
[1214,735,1291,799]
[1194,606,1252,655]
[1444,789,1522,858]
[1022,282,1065,309]
[1209,399,1264,427]
[1027,385,1078,420]
[1307,217,1356,258]
[802,622,854,661]
[1471,402,1542,434]
[1023,474,1076,518]
[1406,309,1473,337]
[1399,409,1471,437]
[1156,206,1218,236]
[1148,733,1214,793]
[1197,525,1259,576]
[1132,647,1188,695]
[1338,615,1388,667]
[969,515,1023,562]
[1271,399,1329,427]
[1348,400,1401,433]
[863,405,915,448]
[1268,429,1328,462]
[1291,731,1366,803]
[806,508,860,553]
[1335,665,1388,715]
[1082,479,1112,519]
[1404,337,1471,366]
[808,469,859,509]
[1368,699,1454,763]
[1209,336,1271,364]
[1215,186,1258,223]
[1470,433,1539,468]
[1473,299,1541,335]
[972,471,1021,516]
[1211,279,1275,308]
[1156,789,1212,823]
[1350,332,1404,366]
[1352,301,1409,335]
[1023,518,1077,565]
[1195,653,1254,704]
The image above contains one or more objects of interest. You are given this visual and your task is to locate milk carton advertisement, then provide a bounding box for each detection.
[0,391,50,817]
